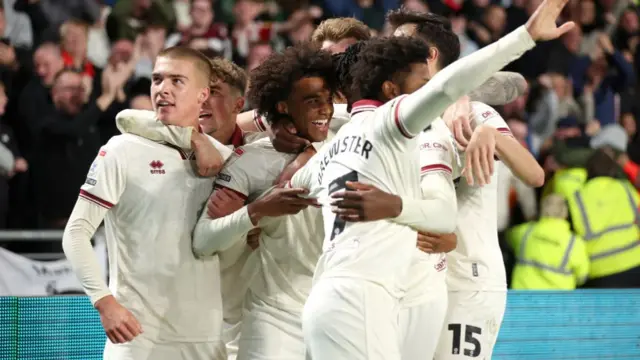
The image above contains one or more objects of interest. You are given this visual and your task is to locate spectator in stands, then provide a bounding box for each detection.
[0,80,24,228]
[31,66,129,228]
[60,20,95,80]
[245,41,273,72]
[165,0,232,59]
[567,136,640,288]
[322,0,397,31]
[13,0,101,36]
[106,0,176,43]
[572,33,635,127]
[508,194,589,290]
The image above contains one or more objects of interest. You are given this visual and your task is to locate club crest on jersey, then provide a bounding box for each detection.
[234,148,245,156]
[149,160,165,174]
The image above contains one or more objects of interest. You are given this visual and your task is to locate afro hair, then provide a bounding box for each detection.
[247,42,337,125]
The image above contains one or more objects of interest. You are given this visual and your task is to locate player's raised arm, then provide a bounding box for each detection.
[62,141,142,344]
[397,0,574,135]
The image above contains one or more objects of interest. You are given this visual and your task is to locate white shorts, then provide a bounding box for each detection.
[434,291,507,360]
[398,281,448,360]
[223,320,242,360]
[302,278,401,360]
[236,291,305,360]
[103,336,226,360]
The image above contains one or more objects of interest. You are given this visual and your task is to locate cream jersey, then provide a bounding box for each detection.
[291,98,423,298]
[402,118,460,306]
[447,101,513,292]
[79,134,221,342]
[214,136,330,313]
[289,26,535,297]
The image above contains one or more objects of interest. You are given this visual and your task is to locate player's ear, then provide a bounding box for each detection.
[276,101,288,115]
[381,80,400,101]
[428,47,439,64]
[197,86,210,105]
[234,97,245,114]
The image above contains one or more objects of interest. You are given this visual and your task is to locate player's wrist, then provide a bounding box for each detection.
[390,194,403,218]
[247,202,265,225]
[94,294,117,313]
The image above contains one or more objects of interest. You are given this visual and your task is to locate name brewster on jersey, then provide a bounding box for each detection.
[317,135,373,184]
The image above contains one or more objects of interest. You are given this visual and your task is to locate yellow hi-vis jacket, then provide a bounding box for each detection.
[567,177,640,279]
[508,218,589,289]
[542,167,587,200]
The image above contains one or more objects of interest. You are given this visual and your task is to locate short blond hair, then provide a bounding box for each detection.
[157,46,213,87]
[311,18,371,44]
[209,57,248,95]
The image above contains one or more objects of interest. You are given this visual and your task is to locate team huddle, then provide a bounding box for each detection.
[62,0,571,359]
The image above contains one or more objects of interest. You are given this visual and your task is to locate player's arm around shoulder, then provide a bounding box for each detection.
[116,109,230,177]
[192,148,255,257]
[63,139,142,344]
[413,129,459,252]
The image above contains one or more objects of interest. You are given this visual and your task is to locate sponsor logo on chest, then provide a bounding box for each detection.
[149,160,165,175]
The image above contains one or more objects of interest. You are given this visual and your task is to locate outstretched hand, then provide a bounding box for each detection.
[525,0,575,41]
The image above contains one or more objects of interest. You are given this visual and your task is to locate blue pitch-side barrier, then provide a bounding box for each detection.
[0,290,639,359]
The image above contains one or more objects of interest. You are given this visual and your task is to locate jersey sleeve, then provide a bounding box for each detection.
[419,129,460,179]
[116,109,193,148]
[288,155,316,190]
[471,101,513,137]
[117,109,233,161]
[396,26,535,137]
[79,140,127,209]
[214,148,254,200]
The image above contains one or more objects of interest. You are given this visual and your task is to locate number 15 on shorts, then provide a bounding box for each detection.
[448,324,482,357]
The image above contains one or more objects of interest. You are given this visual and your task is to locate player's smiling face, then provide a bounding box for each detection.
[282,76,334,143]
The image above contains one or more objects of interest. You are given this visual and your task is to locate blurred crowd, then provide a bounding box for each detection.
[1,0,640,288]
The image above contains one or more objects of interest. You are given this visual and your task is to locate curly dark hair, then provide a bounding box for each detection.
[247,43,337,125]
[332,41,367,105]
[387,7,460,69]
[350,36,430,102]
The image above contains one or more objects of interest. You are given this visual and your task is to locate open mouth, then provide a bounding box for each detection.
[311,119,330,132]
[199,112,212,120]
[156,99,175,109]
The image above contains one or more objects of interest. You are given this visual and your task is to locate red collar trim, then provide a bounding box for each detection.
[230,125,244,147]
[350,99,383,116]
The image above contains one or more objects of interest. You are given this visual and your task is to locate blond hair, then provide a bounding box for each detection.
[311,18,371,44]
[157,46,213,87]
[209,57,248,95]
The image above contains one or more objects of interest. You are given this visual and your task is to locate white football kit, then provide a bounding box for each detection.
[434,102,512,360]
[79,134,228,360]
[289,26,535,360]
[193,136,330,360]
[399,118,459,360]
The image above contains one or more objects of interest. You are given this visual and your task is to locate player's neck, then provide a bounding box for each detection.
[212,122,237,145]
[169,115,200,129]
